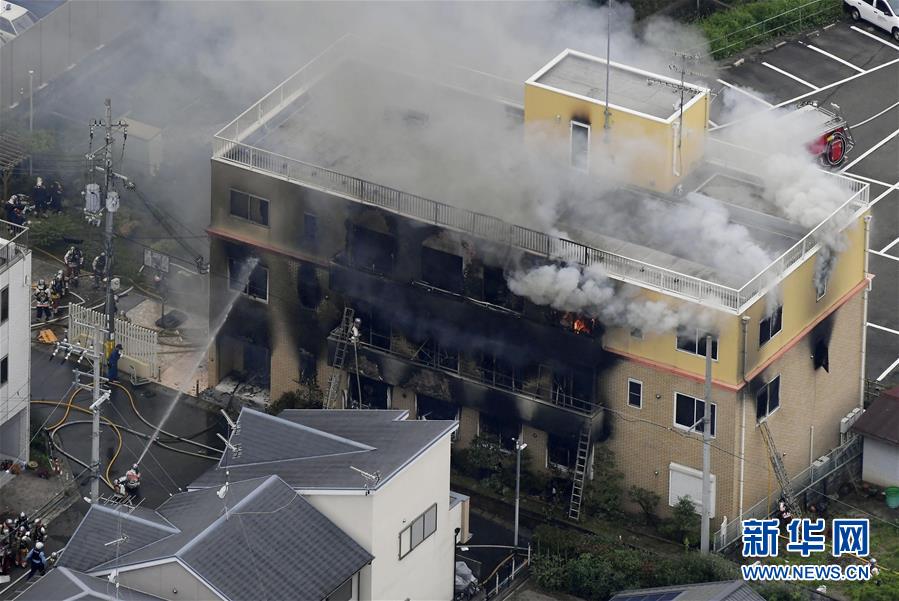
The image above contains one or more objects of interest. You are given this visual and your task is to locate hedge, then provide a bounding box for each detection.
[698,0,843,59]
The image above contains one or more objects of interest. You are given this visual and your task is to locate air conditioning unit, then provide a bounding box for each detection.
[840,407,863,435]
[812,455,830,471]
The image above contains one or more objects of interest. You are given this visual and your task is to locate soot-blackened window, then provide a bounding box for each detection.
[759,306,783,347]
[484,266,523,311]
[297,263,321,309]
[813,338,829,372]
[421,247,463,294]
[349,226,396,274]
[756,376,781,421]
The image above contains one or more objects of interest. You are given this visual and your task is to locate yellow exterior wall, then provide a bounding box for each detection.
[744,214,868,374]
[523,82,708,192]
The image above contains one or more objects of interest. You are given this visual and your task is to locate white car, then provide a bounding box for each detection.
[0,2,37,44]
[845,0,899,41]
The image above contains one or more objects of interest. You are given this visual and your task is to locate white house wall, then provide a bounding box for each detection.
[862,437,899,488]
[0,251,31,465]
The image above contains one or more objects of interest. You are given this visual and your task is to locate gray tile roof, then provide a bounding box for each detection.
[610,580,765,601]
[189,409,456,492]
[13,567,165,601]
[57,505,178,572]
[60,476,372,601]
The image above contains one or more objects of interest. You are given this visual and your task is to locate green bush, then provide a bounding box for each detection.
[532,553,569,591]
[26,212,86,250]
[698,0,844,59]
[753,581,807,601]
[628,485,661,526]
[582,445,625,518]
[267,381,324,414]
[660,496,702,548]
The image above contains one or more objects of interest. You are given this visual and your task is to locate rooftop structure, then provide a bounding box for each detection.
[189,408,457,491]
[59,476,372,601]
[14,567,165,601]
[0,219,28,275]
[212,36,868,313]
[609,580,764,601]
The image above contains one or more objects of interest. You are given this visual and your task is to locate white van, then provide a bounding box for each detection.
[845,0,899,41]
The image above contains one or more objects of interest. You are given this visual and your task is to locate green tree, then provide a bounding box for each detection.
[661,496,701,547]
[628,485,661,526]
[267,380,324,414]
[582,444,625,518]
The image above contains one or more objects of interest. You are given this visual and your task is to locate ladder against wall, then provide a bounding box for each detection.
[569,423,592,521]
[324,307,355,409]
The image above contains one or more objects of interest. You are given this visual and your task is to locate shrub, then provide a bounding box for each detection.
[698,0,844,59]
[660,496,702,547]
[532,553,569,591]
[582,445,625,518]
[26,212,86,249]
[628,485,661,526]
[267,381,324,414]
[753,581,806,601]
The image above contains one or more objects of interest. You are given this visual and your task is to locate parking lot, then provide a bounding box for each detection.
[712,19,899,387]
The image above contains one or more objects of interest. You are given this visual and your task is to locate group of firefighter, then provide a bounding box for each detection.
[0,513,55,582]
[32,247,108,323]
[3,178,64,226]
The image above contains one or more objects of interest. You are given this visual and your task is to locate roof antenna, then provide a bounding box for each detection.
[220,409,239,435]
[217,470,231,500]
[216,433,241,459]
[349,466,381,495]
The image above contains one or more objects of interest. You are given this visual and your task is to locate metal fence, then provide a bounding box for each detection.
[213,37,868,313]
[67,303,159,381]
[713,435,862,552]
[0,1,136,116]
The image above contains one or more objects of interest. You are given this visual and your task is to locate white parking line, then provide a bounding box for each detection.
[876,356,899,382]
[775,56,899,108]
[868,323,899,336]
[801,43,865,73]
[846,173,894,188]
[881,237,899,254]
[841,127,899,172]
[870,249,899,262]
[851,25,899,51]
[851,99,899,129]
[762,62,819,90]
[866,181,899,208]
[716,79,773,107]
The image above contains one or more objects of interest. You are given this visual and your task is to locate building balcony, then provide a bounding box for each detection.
[0,220,28,276]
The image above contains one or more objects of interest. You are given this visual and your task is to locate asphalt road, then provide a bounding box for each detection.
[712,19,899,388]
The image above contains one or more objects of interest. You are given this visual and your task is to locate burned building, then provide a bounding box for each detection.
[206,38,871,530]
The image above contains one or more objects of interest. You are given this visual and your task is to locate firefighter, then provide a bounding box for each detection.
[92,252,107,289]
[32,177,49,215]
[16,528,31,568]
[49,181,63,214]
[50,272,67,316]
[0,538,12,576]
[34,285,51,322]
[32,520,45,544]
[15,512,28,530]
[64,246,83,288]
[116,463,141,497]
[108,344,122,382]
[24,541,47,581]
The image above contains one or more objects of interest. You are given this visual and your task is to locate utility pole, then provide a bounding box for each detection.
[701,334,713,554]
[87,99,129,346]
[663,53,703,177]
[28,69,33,177]
[513,438,527,548]
[53,326,109,502]
[603,0,612,133]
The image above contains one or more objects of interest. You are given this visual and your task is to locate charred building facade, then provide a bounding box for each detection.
[207,38,871,531]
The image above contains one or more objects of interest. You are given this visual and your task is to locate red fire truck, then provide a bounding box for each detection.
[799,101,855,168]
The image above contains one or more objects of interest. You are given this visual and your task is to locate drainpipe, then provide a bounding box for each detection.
[738,314,751,523]
[859,215,872,408]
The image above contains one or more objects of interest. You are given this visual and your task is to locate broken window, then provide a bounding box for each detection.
[674,393,716,437]
[297,263,321,309]
[349,225,396,274]
[479,354,523,392]
[417,394,459,421]
[547,433,578,470]
[347,375,390,409]
[813,338,830,372]
[570,121,590,172]
[483,266,523,311]
[478,413,520,452]
[412,338,458,372]
[354,305,392,350]
[756,376,781,421]
[421,246,464,294]
[759,305,783,347]
[298,348,316,384]
[676,329,718,360]
[228,257,268,302]
[242,342,270,383]
[303,213,318,247]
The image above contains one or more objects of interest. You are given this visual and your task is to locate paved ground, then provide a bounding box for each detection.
[713,19,899,388]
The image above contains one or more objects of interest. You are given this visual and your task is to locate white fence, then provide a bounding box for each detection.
[67,304,159,381]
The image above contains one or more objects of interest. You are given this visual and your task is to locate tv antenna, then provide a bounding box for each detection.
[349,466,381,494]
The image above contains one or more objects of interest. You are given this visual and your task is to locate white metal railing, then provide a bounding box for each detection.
[213,41,868,313]
[67,304,160,380]
[0,220,28,275]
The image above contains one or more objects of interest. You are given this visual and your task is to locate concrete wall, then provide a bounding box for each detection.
[862,437,899,488]
[115,561,222,601]
[0,250,31,467]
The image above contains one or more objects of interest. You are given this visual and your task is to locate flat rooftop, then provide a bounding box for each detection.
[529,49,705,121]
[213,37,868,311]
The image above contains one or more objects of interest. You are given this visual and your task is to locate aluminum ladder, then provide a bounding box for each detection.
[759,420,801,517]
[568,423,592,521]
[324,308,355,409]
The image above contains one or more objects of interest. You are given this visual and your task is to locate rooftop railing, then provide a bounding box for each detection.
[213,40,869,314]
[0,220,29,275]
